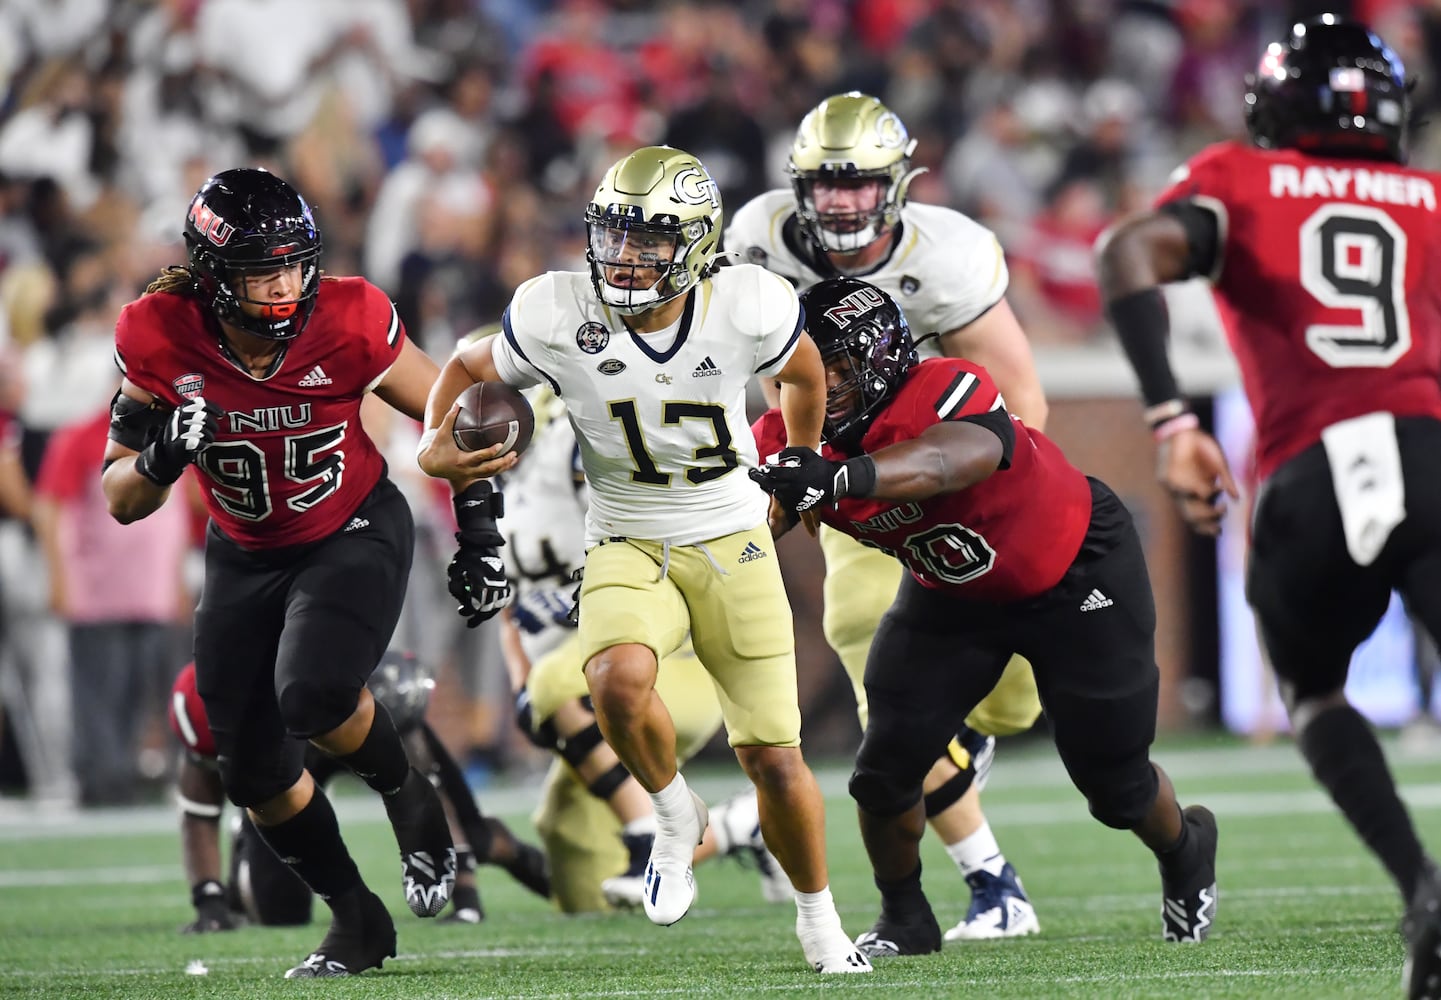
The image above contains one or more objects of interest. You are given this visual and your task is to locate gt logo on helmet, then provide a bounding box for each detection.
[187,199,235,247]
[672,166,720,208]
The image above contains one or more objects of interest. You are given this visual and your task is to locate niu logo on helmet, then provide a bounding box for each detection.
[188,199,235,247]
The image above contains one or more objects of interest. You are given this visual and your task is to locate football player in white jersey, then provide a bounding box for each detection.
[488,377,790,913]
[727,92,1046,952]
[419,147,871,974]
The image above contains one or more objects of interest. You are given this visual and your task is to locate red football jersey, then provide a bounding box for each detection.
[114,276,405,549]
[1157,141,1441,482]
[754,359,1093,601]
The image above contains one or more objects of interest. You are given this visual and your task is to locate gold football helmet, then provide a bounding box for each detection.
[584,146,723,315]
[787,92,924,253]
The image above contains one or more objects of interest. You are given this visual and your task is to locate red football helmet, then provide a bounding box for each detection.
[167,661,217,759]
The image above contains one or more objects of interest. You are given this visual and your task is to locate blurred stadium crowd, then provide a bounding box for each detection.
[0,0,1431,808]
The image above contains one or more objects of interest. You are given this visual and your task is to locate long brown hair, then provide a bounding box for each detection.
[144,265,197,297]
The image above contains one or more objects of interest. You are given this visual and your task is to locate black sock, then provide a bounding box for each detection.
[1298,703,1427,899]
[251,788,362,901]
[337,700,410,796]
[1155,806,1192,876]
[876,862,927,914]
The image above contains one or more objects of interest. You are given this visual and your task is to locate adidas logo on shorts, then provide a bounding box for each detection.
[1079,588,1114,612]
[737,540,768,563]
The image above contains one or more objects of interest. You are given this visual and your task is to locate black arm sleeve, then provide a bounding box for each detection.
[1157,199,1221,280]
[107,388,169,452]
[955,408,1016,469]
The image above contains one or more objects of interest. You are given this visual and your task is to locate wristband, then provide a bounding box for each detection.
[135,443,185,487]
[453,479,504,520]
[1143,399,1189,427]
[841,455,878,499]
[1152,412,1200,443]
[416,425,439,459]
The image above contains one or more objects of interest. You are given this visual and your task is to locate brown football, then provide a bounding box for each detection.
[452,381,535,456]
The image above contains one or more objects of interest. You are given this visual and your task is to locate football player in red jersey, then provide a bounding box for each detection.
[751,277,1217,954]
[167,654,550,933]
[100,168,515,978]
[1096,16,1441,997]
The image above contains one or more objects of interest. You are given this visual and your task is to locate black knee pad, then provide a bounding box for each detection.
[849,766,924,818]
[923,767,975,818]
[556,722,605,770]
[217,755,299,810]
[277,675,361,740]
[1080,758,1159,830]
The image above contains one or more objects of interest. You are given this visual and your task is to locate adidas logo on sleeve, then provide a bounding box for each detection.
[1079,588,1114,612]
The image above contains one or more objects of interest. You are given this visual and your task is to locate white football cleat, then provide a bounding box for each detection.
[709,788,794,904]
[944,863,1040,941]
[642,790,708,926]
[799,918,874,974]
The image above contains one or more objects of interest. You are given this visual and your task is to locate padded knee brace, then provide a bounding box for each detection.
[1078,757,1159,830]
[849,766,924,818]
[276,676,360,740]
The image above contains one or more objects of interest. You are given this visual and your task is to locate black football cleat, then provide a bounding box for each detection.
[475,815,552,900]
[853,904,943,958]
[1403,862,1441,1000]
[1160,805,1218,943]
[385,768,457,918]
[284,886,396,979]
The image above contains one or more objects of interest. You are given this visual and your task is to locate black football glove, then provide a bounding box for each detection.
[748,446,877,513]
[447,480,511,628]
[181,880,238,934]
[136,397,223,486]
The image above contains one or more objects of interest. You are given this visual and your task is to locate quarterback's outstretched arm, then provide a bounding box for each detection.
[416,333,519,489]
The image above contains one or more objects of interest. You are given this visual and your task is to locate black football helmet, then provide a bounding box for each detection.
[799,277,917,449]
[184,168,323,340]
[1245,15,1410,163]
[368,650,435,735]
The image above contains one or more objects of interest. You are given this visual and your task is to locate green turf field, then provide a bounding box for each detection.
[0,735,1430,999]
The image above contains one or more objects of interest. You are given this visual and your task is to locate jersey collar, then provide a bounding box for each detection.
[619,288,696,364]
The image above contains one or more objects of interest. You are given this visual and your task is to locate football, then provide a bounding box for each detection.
[452,381,535,456]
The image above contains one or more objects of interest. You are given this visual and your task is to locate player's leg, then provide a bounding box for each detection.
[941,654,1043,940]
[195,530,393,978]
[533,758,626,913]
[684,528,869,973]
[578,539,701,926]
[1026,480,1215,943]
[231,810,314,926]
[821,525,1036,940]
[849,575,1012,958]
[281,482,455,920]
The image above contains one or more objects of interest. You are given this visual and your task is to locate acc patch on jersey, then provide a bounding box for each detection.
[597,358,626,375]
[576,322,610,354]
[173,373,205,399]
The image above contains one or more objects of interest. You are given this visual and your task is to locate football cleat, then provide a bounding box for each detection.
[945,863,1040,941]
[709,788,794,904]
[1160,805,1218,943]
[799,915,874,974]
[855,906,943,958]
[956,726,996,792]
[283,886,396,979]
[600,830,653,910]
[1403,861,1441,999]
[440,884,484,924]
[384,768,457,918]
[641,790,708,926]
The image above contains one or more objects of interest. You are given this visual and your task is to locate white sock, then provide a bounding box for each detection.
[795,886,839,926]
[947,822,1007,877]
[650,773,693,831]
[621,816,657,838]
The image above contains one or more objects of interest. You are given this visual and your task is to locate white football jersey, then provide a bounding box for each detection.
[498,390,586,662]
[492,266,802,545]
[724,189,1008,358]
